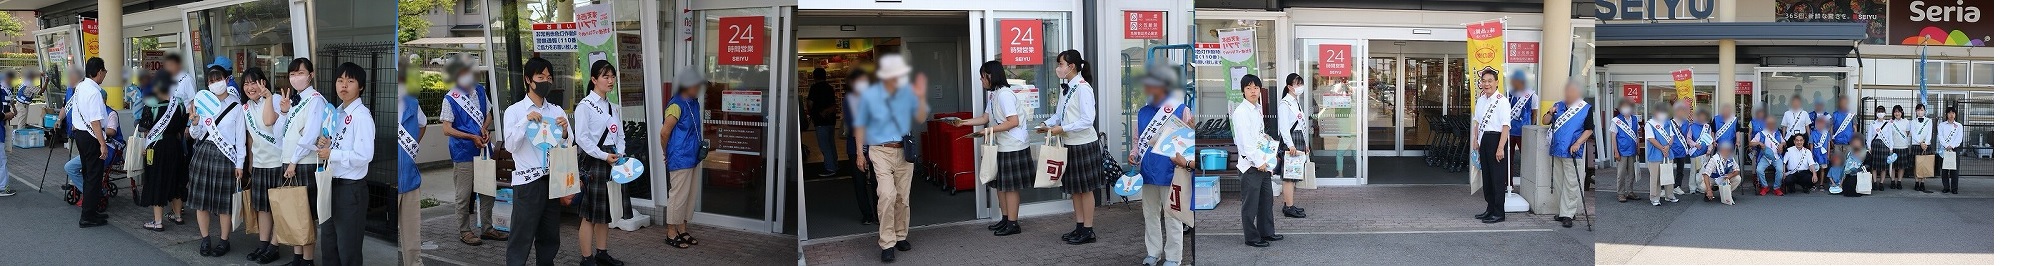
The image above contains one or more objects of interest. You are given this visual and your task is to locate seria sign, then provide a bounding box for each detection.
[1596,0,1717,20]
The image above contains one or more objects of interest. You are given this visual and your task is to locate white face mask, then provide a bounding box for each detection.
[398,84,409,96]
[1620,107,1633,115]
[1652,113,1668,121]
[456,74,475,88]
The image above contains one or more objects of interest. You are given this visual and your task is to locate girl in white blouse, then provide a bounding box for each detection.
[1782,134,1818,194]
[240,68,289,262]
[1232,74,1280,247]
[571,60,627,266]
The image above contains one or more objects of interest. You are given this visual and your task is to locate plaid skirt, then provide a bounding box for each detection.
[186,141,239,213]
[1058,143,1108,194]
[247,167,288,211]
[577,153,615,223]
[1894,148,1915,169]
[986,149,1036,190]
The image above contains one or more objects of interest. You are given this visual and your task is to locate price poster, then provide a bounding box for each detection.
[1123,11,1164,39]
[717,16,767,65]
[1318,44,1353,77]
[532,22,579,52]
[1000,19,1044,65]
[722,90,764,113]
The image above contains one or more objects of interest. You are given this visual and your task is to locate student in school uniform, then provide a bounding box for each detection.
[186,61,246,257]
[503,57,569,266]
[136,69,190,232]
[318,63,377,266]
[1234,74,1282,245]
[1867,105,1893,190]
[239,68,289,263]
[1887,105,1911,190]
[1937,107,1965,194]
[572,60,628,266]
[1909,104,1935,193]
[278,58,327,265]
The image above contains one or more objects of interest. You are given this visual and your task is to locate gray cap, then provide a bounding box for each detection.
[446,56,472,75]
[676,68,706,88]
[1138,67,1177,88]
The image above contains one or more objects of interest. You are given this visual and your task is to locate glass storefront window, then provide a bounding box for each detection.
[1971,61,1993,85]
[990,12,1071,204]
[1760,72,1847,117]
[1191,18,1276,116]
[693,8,776,220]
[186,0,295,92]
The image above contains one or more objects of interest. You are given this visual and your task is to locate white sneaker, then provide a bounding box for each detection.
[0,189,15,197]
[1651,200,1661,206]
[1665,197,1681,203]
[1830,186,1844,194]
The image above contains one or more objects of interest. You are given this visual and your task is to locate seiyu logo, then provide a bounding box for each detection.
[1908,0,1982,23]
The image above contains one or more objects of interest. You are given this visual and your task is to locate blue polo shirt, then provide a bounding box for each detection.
[1136,101,1189,186]
[851,82,918,145]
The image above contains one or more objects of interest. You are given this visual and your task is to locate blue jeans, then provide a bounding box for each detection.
[66,155,82,188]
[815,125,840,172]
[1756,157,1778,188]
[0,148,9,190]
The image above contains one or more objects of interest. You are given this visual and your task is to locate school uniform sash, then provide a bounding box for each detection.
[247,99,280,145]
[193,93,244,166]
[145,98,181,146]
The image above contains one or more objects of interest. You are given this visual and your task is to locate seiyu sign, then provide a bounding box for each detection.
[1595,0,1718,20]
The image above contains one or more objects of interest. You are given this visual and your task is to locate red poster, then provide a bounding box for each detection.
[1001,19,1044,65]
[1736,81,1754,94]
[717,16,767,65]
[1506,42,1538,63]
[1622,83,1643,102]
[1317,44,1353,78]
[1123,11,1164,39]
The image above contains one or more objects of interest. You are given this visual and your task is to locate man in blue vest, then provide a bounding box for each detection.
[1611,101,1642,203]
[1507,71,1534,181]
[1546,81,1591,228]
[1684,109,1711,195]
[1749,107,1786,196]
[438,59,508,245]
[396,68,426,265]
[1644,102,1679,205]
[1829,96,1857,173]
[1712,106,1740,183]
[1670,102,1696,195]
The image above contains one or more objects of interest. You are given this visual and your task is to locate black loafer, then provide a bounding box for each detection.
[880,247,896,263]
[1474,212,1491,220]
[1481,216,1505,223]
[78,219,108,228]
[1558,217,1574,228]
[198,237,215,257]
[993,222,1022,236]
[895,240,912,251]
[988,220,1008,231]
[1264,234,1284,241]
[1245,240,1271,247]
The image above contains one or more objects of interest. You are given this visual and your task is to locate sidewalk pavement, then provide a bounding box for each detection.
[4,146,398,265]
[1593,166,1994,264]
[1192,185,1595,266]
[802,202,1193,265]
[415,193,796,265]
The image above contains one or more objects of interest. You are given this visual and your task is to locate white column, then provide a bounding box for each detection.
[99,0,124,109]
[1541,0,1571,103]
[1718,0,1738,108]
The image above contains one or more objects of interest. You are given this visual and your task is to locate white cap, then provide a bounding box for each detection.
[876,54,911,80]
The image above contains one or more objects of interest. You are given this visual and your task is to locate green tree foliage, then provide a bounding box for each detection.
[399,0,457,43]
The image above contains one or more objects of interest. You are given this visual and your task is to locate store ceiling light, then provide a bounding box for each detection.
[1412,29,1432,35]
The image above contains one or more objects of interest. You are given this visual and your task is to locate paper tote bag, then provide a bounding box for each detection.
[240,191,260,233]
[549,143,581,199]
[977,133,999,185]
[1033,137,1067,188]
[473,154,499,197]
[1165,168,1194,227]
[229,190,247,230]
[1914,155,1937,178]
[268,186,315,246]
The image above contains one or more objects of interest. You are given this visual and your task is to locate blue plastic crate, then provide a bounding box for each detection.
[1198,149,1229,171]
[12,128,45,149]
[1192,176,1220,210]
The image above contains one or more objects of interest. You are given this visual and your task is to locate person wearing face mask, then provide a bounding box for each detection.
[1233,74,1280,247]
[1712,106,1740,170]
[1469,67,1512,221]
[1909,104,1935,193]
[854,54,929,262]
[276,58,325,265]
[318,62,377,266]
[1545,81,1592,227]
[185,60,247,256]
[397,66,428,266]
[1611,101,1643,203]
[1276,73,1310,218]
[571,60,628,266]
[1039,50,1106,245]
[240,68,290,263]
[1679,107,1709,195]
[1128,68,1191,265]
[1644,102,1680,205]
[840,67,877,226]
[1750,107,1785,196]
[1867,105,1893,190]
[1506,71,1534,187]
[1783,95,1810,137]
[503,57,570,266]
[439,58,508,246]
[943,61,1034,236]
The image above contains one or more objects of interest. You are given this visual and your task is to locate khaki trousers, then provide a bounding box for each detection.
[398,191,421,266]
[665,168,700,224]
[1552,157,1585,218]
[1649,162,1676,201]
[1141,185,1183,262]
[1709,175,1740,204]
[450,162,495,233]
[870,146,913,249]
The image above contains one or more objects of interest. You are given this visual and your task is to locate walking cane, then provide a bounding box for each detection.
[1577,157,1593,231]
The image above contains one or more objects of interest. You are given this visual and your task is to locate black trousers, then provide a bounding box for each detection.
[1673,157,1692,191]
[1940,155,1959,192]
[1479,132,1506,216]
[506,178,562,266]
[851,149,877,222]
[71,130,104,221]
[1784,171,1816,193]
[1238,169,1276,242]
[319,179,367,266]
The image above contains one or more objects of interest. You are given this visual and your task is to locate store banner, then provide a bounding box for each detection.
[1736,81,1754,95]
[1317,44,1353,78]
[1000,19,1044,65]
[1890,0,1991,46]
[577,3,620,104]
[81,18,100,59]
[1672,68,1694,101]
[1622,83,1643,102]
[1506,42,1538,64]
[532,22,578,52]
[1464,18,1503,194]
[1124,11,1164,39]
[1775,0,1890,45]
[717,16,767,65]
[1218,28,1256,104]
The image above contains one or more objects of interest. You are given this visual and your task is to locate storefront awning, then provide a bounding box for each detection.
[1598,22,1866,41]
[403,37,505,46]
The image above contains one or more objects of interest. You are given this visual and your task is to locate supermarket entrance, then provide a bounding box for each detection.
[793,10,981,239]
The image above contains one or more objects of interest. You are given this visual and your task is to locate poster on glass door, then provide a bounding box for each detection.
[577,3,619,104]
[1218,28,1255,104]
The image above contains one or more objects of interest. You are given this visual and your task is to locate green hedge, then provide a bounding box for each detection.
[416,70,449,121]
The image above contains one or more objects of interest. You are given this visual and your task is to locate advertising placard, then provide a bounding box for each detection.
[1219,28,1256,104]
[1890,0,1991,46]
[1318,44,1353,78]
[1506,42,1538,64]
[1672,68,1694,101]
[1000,19,1044,65]
[722,90,764,113]
[1463,18,1504,191]
[577,4,620,104]
[1124,11,1164,39]
[532,22,578,52]
[717,16,767,65]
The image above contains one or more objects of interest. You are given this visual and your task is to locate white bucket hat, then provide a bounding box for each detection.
[876,54,911,80]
